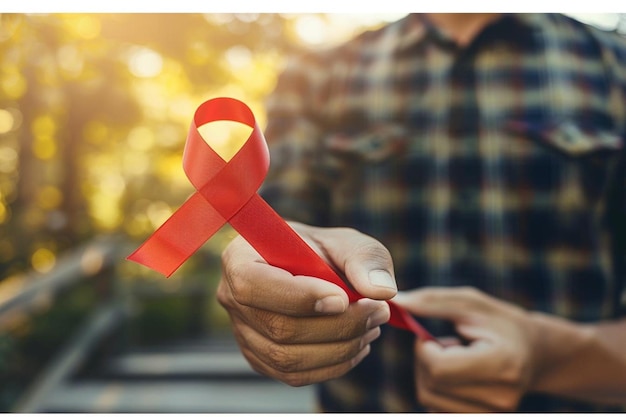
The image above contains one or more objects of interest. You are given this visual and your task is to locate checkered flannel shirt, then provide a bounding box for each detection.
[260,13,626,412]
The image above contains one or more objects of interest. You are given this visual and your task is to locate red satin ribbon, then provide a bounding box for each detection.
[128,97,435,341]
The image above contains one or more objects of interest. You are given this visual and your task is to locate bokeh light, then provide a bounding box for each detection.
[294,15,327,45]
[128,47,164,78]
[64,15,101,40]
[31,247,56,274]
[0,109,15,134]
[0,147,18,174]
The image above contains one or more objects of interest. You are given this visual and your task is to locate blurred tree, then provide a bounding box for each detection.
[0,13,307,280]
[1,14,142,277]
[0,16,314,406]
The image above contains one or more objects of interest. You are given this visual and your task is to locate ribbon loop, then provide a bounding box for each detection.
[128,97,436,341]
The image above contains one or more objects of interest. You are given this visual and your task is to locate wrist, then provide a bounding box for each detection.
[526,311,595,396]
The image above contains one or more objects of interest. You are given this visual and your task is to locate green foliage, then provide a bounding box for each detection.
[0,282,100,410]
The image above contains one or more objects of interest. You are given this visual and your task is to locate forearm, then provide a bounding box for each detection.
[529,312,626,406]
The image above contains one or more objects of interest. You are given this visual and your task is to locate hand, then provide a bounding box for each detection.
[393,287,542,412]
[217,222,398,386]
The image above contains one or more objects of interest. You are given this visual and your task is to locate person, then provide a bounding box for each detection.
[216,13,626,412]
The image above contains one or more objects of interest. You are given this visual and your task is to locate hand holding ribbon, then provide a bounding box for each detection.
[127,97,435,341]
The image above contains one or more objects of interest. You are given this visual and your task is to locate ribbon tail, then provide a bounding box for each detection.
[127,192,227,277]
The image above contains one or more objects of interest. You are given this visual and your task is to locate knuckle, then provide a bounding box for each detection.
[494,345,525,384]
[223,265,251,306]
[423,360,448,383]
[331,226,389,261]
[330,226,359,238]
[499,358,524,385]
[457,285,483,298]
[216,279,235,309]
[220,242,254,303]
[266,344,300,373]
[354,240,392,264]
[262,314,298,343]
[333,339,361,364]
[335,317,363,341]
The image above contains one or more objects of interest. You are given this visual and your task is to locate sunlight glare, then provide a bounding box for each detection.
[197,121,252,162]
[128,47,164,78]
[294,15,327,45]
[225,46,252,70]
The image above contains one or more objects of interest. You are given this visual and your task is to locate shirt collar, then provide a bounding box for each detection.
[393,13,547,53]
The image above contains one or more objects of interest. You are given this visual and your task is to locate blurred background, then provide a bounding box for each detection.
[0,12,624,413]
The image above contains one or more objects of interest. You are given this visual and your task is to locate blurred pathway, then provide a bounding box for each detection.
[22,333,316,413]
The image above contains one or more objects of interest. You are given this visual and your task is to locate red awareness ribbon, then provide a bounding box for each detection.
[127,97,435,341]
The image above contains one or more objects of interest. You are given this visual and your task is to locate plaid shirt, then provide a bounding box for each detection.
[260,13,626,412]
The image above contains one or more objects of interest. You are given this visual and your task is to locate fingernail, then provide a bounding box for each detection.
[315,295,346,314]
[369,270,397,290]
[366,306,390,329]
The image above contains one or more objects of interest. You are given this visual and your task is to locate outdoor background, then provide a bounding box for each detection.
[0,12,624,412]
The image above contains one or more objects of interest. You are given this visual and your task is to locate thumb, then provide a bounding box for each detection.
[300,225,397,300]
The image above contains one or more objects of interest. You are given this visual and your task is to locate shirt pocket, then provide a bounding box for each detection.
[506,119,623,157]
[322,123,409,163]
[319,124,412,205]
[505,119,624,206]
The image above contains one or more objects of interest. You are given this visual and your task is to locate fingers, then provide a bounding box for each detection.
[220,234,350,316]
[218,229,393,386]
[399,287,534,412]
[294,224,398,300]
[222,297,386,385]
[417,337,519,385]
[235,318,380,374]
[416,340,524,412]
[393,286,498,322]
[241,335,373,387]
[220,281,390,344]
